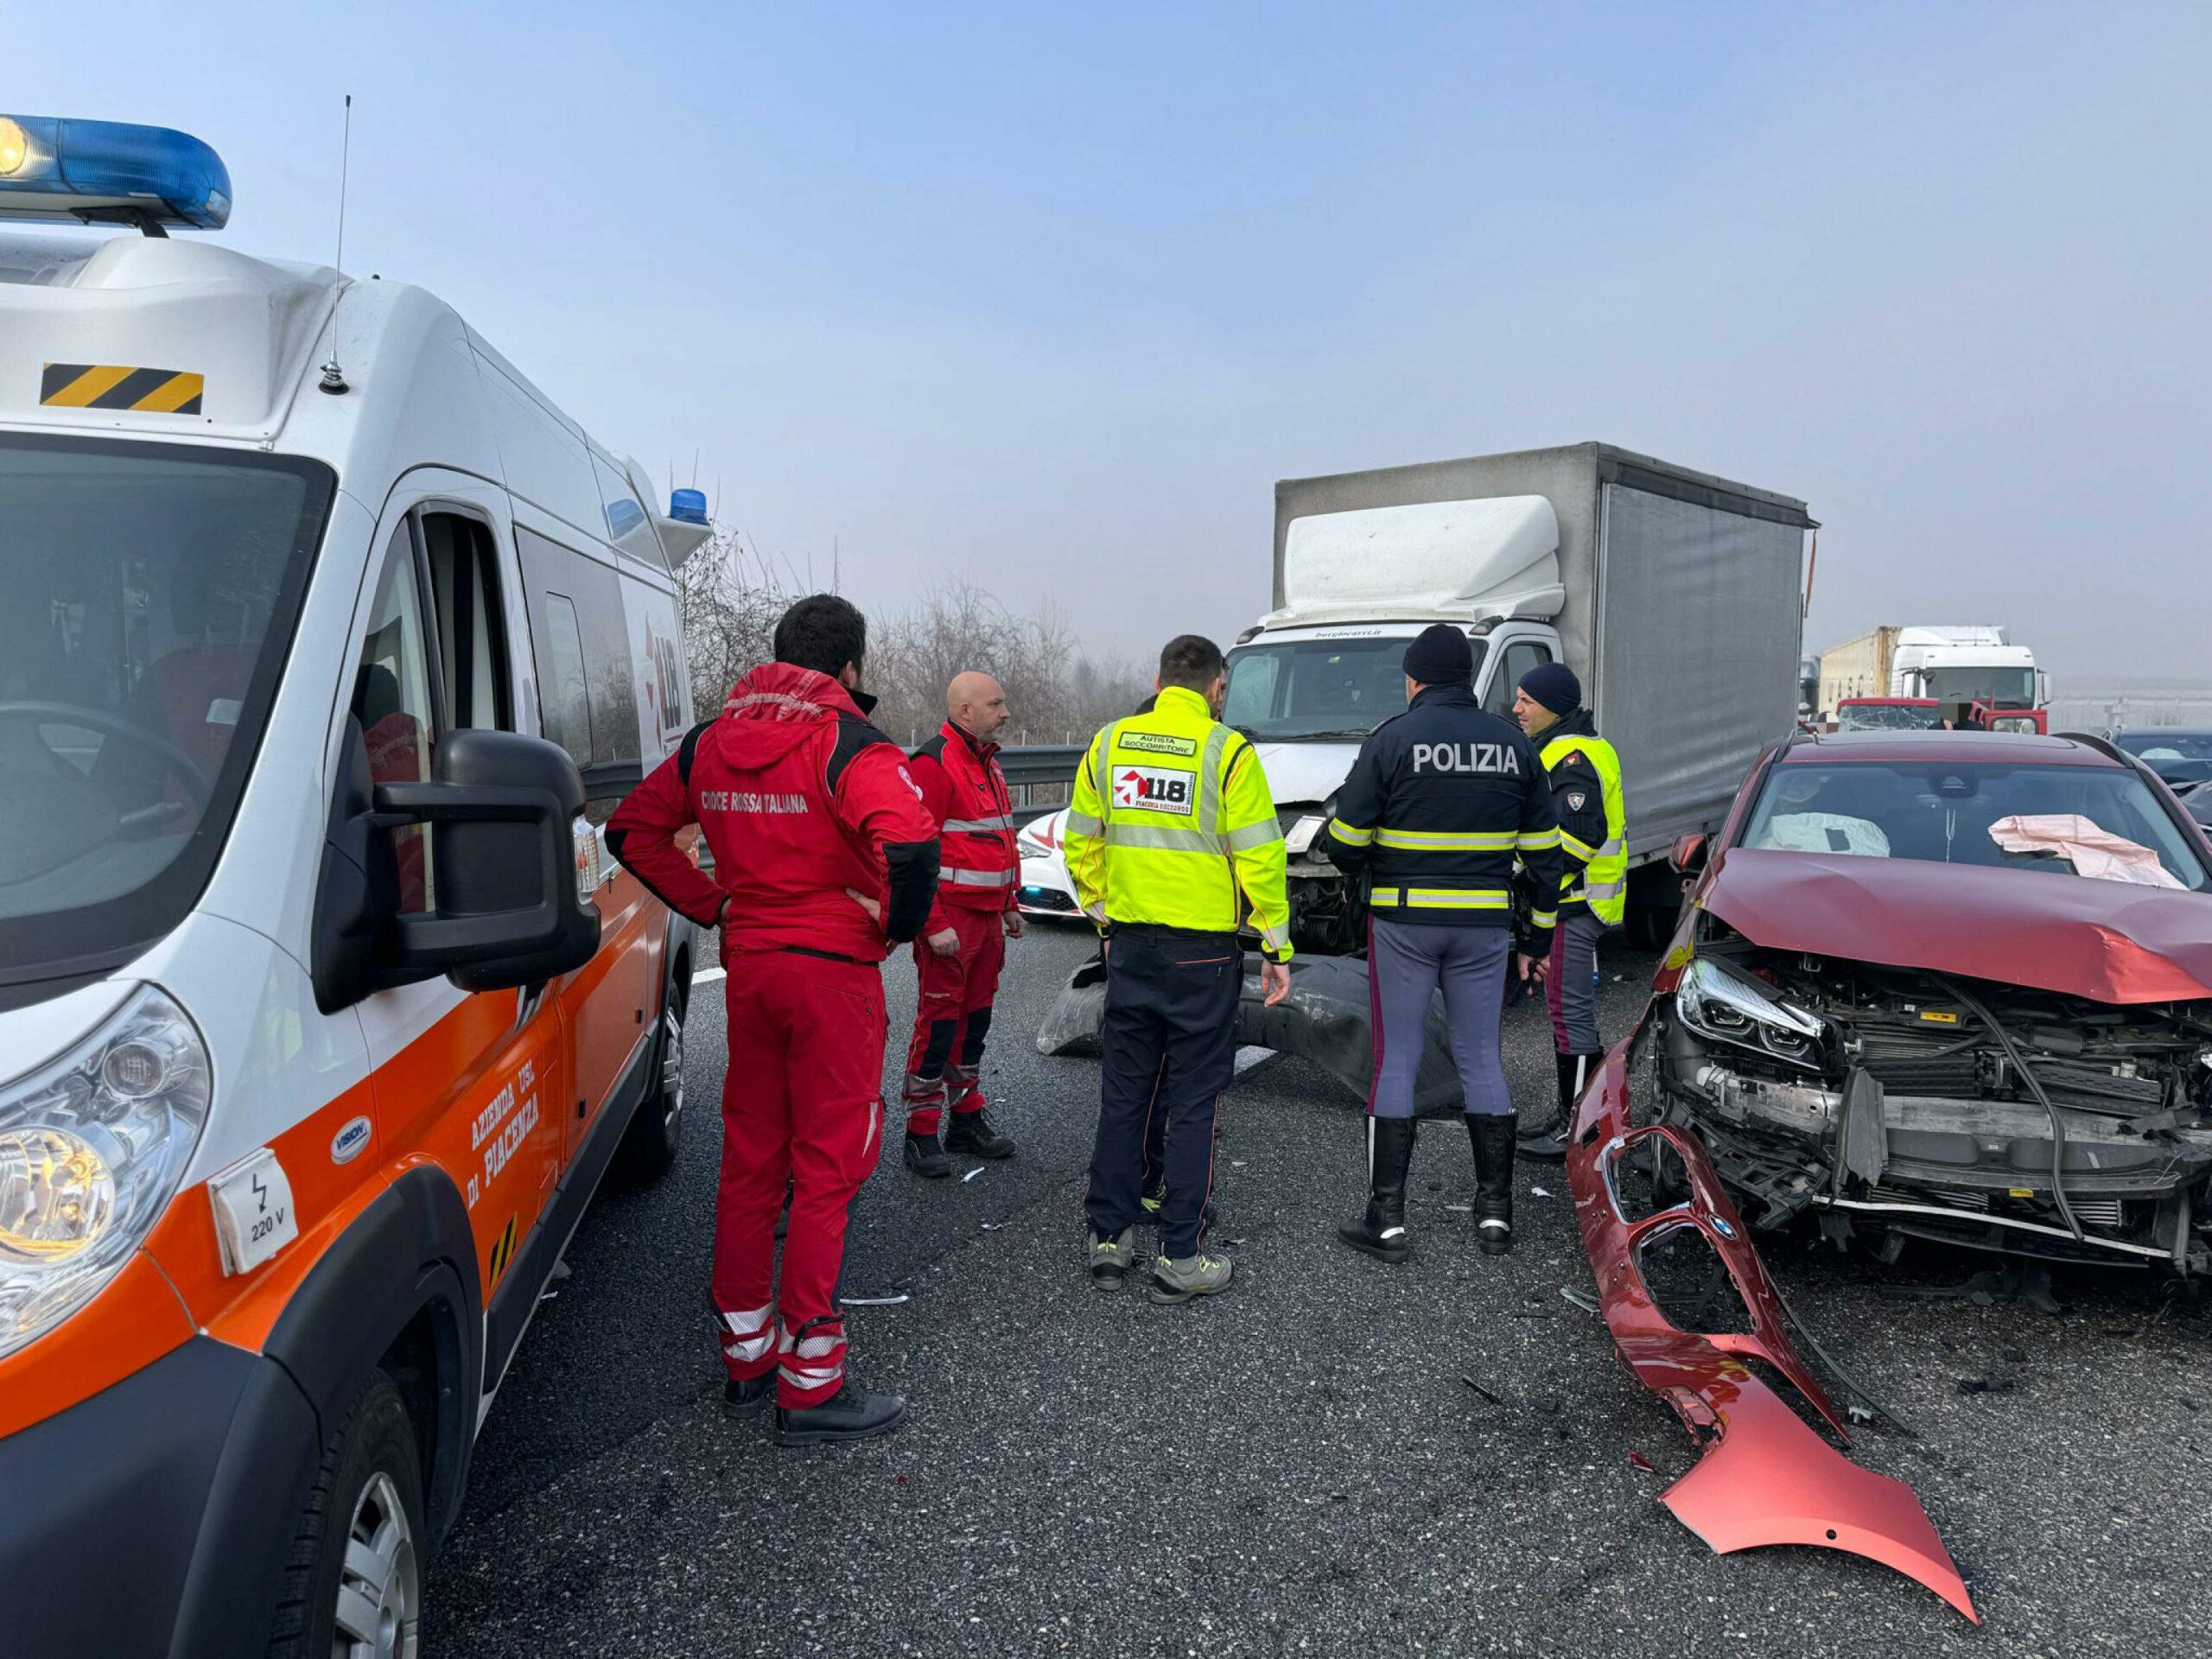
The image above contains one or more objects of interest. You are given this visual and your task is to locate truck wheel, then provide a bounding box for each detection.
[615,960,690,1184]
[266,1370,423,1659]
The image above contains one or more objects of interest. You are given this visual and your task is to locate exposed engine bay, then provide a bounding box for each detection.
[1652,928,2212,1271]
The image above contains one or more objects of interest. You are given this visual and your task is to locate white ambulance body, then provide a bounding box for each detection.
[0,115,712,1655]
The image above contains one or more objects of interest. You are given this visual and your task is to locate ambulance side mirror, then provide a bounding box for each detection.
[312,725,601,1013]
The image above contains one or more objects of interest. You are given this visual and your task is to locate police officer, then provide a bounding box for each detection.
[1321,624,1565,1260]
[1511,660,1625,1160]
[1065,635,1292,1305]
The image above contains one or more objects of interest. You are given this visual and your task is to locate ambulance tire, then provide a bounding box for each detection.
[266,1368,424,1659]
[615,964,689,1184]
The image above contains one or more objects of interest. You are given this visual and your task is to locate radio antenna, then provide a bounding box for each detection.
[334,94,353,271]
[319,94,354,396]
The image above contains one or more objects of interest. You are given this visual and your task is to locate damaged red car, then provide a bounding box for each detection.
[1654,729,2212,1273]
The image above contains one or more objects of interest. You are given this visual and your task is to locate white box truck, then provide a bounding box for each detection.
[1816,624,2046,717]
[1223,442,1815,952]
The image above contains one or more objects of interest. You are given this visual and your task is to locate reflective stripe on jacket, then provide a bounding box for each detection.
[1063,684,1293,960]
[912,721,1018,927]
[1318,681,1564,936]
[1540,715,1627,926]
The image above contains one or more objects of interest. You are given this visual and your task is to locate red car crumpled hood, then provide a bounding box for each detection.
[1702,848,2212,1004]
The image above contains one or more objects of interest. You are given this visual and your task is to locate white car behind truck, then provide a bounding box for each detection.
[1223,442,1815,953]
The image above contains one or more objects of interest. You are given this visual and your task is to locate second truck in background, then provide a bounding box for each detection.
[1221,442,1815,954]
[1816,624,2048,721]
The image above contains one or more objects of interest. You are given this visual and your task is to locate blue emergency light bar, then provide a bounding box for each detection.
[0,114,232,232]
[669,488,709,525]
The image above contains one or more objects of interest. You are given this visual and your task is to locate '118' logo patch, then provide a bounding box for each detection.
[1113,766,1193,811]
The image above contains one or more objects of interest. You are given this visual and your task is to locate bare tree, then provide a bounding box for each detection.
[675,549,1147,748]
[672,527,792,715]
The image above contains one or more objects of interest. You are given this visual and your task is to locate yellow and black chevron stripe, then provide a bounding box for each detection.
[40,362,204,415]
[486,1214,519,1287]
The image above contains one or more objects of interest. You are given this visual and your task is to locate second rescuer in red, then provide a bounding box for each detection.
[900,671,1024,1177]
[607,594,938,1446]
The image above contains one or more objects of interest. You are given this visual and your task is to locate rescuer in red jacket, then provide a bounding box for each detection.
[606,595,939,1446]
[899,671,1025,1177]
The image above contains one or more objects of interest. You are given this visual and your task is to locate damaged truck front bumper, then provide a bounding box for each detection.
[1565,1034,1978,1622]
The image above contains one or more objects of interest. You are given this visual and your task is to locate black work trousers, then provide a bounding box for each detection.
[1085,925,1241,1259]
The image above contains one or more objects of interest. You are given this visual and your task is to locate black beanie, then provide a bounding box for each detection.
[1402,624,1473,686]
[1520,659,1581,716]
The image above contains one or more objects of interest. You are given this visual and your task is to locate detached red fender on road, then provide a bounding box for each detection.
[1565,1043,1979,1624]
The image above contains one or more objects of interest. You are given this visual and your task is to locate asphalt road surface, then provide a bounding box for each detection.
[427,924,2212,1656]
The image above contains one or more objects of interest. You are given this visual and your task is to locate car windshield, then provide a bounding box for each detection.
[1224,636,1479,741]
[1740,760,2208,891]
[1920,665,2036,706]
[1835,702,1940,731]
[0,434,334,988]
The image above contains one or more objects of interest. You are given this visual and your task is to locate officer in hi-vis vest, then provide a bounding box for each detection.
[1064,635,1292,1306]
[1511,660,1626,1160]
[1320,624,1565,1261]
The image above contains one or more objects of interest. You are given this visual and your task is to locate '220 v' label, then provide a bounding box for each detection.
[1111,765,1195,811]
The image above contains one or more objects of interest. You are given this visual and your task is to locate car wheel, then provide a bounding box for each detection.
[615,965,689,1184]
[266,1370,423,1659]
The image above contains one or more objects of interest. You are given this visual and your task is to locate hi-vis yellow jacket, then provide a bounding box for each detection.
[1065,684,1294,961]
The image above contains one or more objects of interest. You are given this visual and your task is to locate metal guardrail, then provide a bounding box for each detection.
[998,744,1084,825]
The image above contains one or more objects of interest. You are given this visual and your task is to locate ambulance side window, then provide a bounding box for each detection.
[421,512,512,733]
[538,595,594,769]
[353,524,438,912]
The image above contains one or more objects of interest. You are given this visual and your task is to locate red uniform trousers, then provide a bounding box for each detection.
[900,906,1006,1135]
[714,949,887,1408]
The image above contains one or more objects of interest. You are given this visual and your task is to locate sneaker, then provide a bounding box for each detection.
[1149,1251,1235,1306]
[773,1381,907,1446]
[1088,1226,1135,1294]
[945,1108,1014,1160]
[903,1131,951,1179]
[722,1373,772,1414]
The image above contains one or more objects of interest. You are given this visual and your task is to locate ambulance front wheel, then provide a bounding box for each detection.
[267,1368,424,1659]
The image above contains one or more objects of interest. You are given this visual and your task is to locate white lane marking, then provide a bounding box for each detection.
[694,965,727,983]
[1233,1046,1273,1077]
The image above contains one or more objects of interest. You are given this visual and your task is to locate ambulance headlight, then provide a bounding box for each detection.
[0,986,210,1360]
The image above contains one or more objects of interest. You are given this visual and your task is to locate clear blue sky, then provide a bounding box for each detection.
[18,2,2210,677]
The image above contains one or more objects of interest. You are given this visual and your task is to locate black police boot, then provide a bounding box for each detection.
[774,1380,907,1446]
[722,1373,772,1415]
[903,1130,951,1179]
[1467,1112,1516,1255]
[944,1106,1015,1160]
[1518,1052,1586,1160]
[1338,1116,1417,1263]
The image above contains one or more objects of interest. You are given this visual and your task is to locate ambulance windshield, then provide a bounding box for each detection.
[0,434,334,990]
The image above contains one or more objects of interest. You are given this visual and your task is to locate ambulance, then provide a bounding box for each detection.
[0,115,715,1655]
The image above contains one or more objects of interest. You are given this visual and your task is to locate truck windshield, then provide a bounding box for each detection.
[1919,666,2036,706]
[1224,637,1480,741]
[0,434,334,992]
[1741,761,2206,890]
